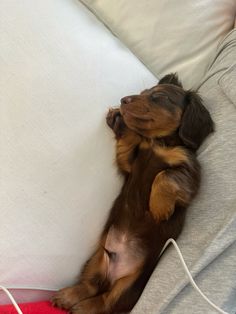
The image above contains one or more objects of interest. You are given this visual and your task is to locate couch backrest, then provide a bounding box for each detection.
[82,0,236,89]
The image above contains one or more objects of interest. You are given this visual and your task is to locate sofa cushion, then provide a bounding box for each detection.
[0,0,156,300]
[219,63,236,107]
[81,0,236,89]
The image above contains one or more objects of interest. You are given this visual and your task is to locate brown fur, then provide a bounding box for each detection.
[52,73,214,313]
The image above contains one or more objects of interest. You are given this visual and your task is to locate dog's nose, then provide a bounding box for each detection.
[121,96,132,105]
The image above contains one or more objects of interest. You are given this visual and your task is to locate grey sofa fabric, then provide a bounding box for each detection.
[132,29,236,314]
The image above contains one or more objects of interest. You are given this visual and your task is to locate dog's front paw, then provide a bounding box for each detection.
[106,108,126,138]
[52,286,82,311]
[106,108,120,128]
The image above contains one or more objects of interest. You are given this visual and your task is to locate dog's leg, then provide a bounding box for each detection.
[149,167,196,222]
[106,108,141,174]
[70,270,141,314]
[52,245,109,311]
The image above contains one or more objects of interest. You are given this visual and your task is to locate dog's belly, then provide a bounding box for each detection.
[104,226,145,284]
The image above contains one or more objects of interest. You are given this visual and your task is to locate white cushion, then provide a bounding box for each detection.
[81,0,236,89]
[0,0,156,300]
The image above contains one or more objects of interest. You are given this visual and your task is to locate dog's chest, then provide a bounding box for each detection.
[131,142,168,180]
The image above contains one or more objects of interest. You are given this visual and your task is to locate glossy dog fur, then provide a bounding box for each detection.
[52,74,214,313]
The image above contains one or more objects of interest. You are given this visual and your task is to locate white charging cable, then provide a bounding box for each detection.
[0,286,23,314]
[0,239,229,314]
[160,239,229,314]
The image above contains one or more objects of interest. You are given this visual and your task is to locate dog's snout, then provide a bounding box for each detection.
[121,96,132,105]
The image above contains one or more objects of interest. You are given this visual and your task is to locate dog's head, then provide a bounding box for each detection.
[120,73,214,150]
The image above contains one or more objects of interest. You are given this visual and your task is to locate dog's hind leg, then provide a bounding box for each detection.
[70,270,141,314]
[69,227,145,313]
[52,241,110,311]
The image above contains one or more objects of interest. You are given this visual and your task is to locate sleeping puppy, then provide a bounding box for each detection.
[52,73,214,313]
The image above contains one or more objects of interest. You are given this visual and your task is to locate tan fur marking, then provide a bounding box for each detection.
[154,146,188,166]
[149,170,191,221]
[82,247,106,280]
[149,171,178,221]
[139,140,151,150]
[116,132,141,173]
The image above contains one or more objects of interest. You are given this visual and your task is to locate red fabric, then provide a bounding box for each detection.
[0,301,67,314]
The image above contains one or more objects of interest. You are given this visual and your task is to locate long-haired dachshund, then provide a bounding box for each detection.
[52,74,214,313]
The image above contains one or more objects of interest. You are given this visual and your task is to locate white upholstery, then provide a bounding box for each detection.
[0,0,156,301]
[81,0,236,89]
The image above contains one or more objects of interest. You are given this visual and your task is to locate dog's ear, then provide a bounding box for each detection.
[158,73,183,87]
[179,91,214,150]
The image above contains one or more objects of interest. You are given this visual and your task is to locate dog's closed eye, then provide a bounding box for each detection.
[150,92,169,101]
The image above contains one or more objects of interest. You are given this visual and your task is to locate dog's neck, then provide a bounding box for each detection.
[153,132,183,147]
